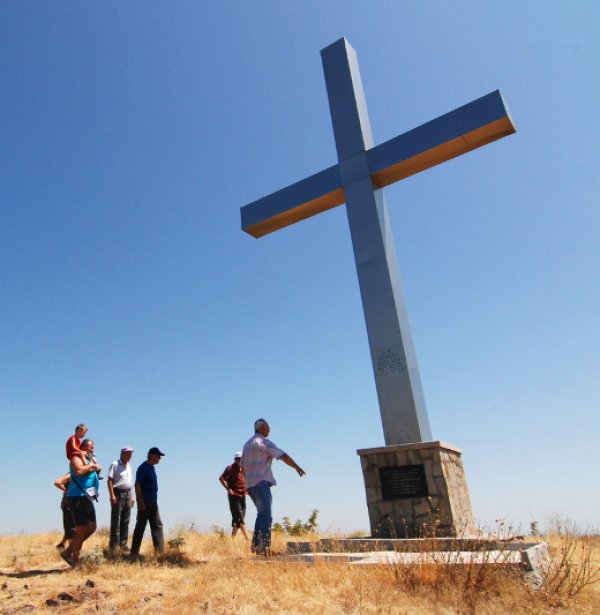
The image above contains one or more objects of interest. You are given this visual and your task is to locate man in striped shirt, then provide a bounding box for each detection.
[242,418,305,555]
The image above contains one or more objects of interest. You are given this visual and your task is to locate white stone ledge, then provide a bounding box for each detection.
[357,441,463,456]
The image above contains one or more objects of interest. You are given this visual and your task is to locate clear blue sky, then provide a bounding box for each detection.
[1,2,598,536]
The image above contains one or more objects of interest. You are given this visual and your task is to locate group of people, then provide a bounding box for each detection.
[54,423,166,567]
[55,417,305,566]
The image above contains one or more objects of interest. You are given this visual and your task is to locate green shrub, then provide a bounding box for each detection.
[273,510,319,536]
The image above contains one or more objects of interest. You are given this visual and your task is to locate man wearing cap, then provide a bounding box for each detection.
[130,447,165,558]
[107,446,135,554]
[219,452,248,539]
[242,418,305,556]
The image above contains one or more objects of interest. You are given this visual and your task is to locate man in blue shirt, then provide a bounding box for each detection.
[130,447,165,558]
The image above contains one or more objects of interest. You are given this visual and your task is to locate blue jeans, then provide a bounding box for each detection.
[248,481,272,554]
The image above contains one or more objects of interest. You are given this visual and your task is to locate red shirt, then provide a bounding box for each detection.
[66,435,81,460]
[219,463,246,496]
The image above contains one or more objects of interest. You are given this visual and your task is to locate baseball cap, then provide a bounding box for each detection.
[234,451,242,458]
[148,447,165,456]
[121,446,134,453]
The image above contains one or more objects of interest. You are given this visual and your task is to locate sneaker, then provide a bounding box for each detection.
[59,551,74,567]
[128,553,145,562]
[120,545,130,553]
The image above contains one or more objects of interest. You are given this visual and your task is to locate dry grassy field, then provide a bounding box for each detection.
[1,529,599,614]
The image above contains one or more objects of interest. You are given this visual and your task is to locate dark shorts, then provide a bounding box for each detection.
[228,494,246,527]
[67,496,96,526]
[61,498,76,539]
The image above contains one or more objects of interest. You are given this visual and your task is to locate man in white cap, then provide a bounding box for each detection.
[107,446,135,554]
[219,451,248,539]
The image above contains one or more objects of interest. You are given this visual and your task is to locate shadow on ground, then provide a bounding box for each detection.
[0,567,66,578]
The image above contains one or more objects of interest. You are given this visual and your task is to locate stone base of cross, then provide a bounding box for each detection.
[357,441,476,538]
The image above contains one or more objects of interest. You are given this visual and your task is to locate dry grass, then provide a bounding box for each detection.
[1,530,599,614]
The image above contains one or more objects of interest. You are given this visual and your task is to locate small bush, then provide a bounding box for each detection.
[167,534,186,550]
[273,510,319,536]
[79,547,106,568]
[156,548,193,567]
[541,532,600,599]
[210,525,227,540]
[167,521,201,549]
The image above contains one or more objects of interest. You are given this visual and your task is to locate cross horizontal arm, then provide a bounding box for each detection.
[368,90,515,189]
[241,165,344,238]
[241,90,515,239]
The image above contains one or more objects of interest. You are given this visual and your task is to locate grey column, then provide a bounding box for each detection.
[321,39,432,444]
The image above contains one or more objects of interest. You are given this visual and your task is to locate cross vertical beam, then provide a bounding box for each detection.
[321,39,431,444]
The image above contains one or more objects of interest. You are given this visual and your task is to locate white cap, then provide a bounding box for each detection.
[234,451,242,458]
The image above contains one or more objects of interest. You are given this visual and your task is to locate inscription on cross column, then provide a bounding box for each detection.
[241,38,515,445]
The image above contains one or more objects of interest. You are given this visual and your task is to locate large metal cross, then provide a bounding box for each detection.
[241,38,515,445]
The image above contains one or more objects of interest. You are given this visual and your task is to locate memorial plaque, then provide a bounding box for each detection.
[379,464,429,500]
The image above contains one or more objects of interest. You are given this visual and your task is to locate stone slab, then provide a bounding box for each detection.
[284,538,550,589]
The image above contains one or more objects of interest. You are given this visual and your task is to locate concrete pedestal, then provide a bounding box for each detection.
[357,441,474,538]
